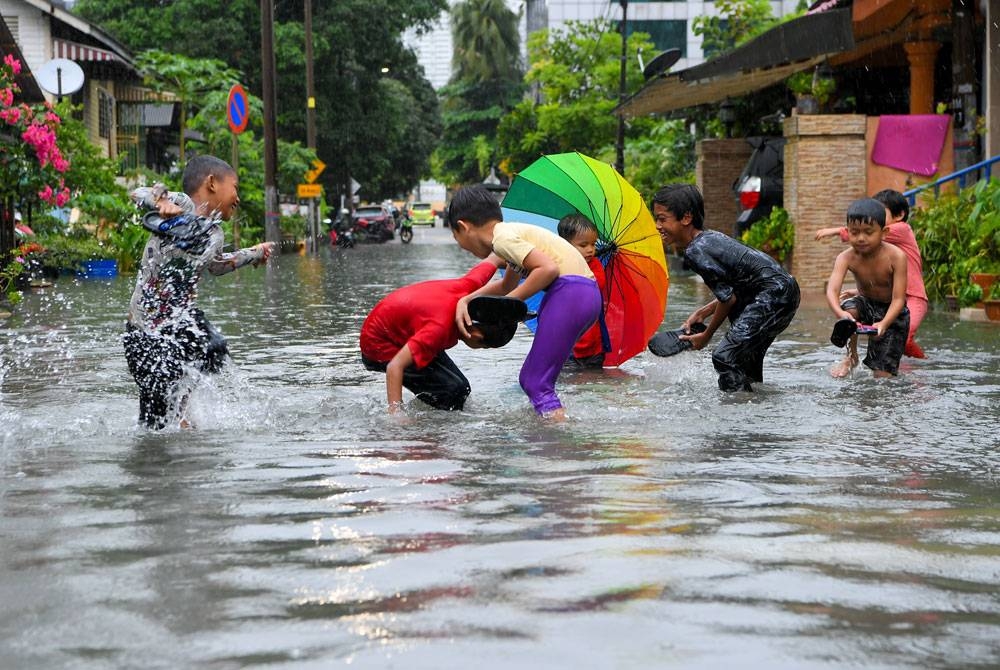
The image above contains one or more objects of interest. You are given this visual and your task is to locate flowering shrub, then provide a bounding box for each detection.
[1,55,71,212]
[0,242,44,305]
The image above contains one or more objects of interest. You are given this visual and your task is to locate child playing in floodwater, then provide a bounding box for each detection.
[816,188,927,358]
[123,155,274,429]
[360,255,515,413]
[652,183,800,392]
[825,198,909,378]
[448,185,601,421]
[557,213,608,368]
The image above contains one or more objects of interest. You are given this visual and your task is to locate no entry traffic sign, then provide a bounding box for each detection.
[227,84,249,134]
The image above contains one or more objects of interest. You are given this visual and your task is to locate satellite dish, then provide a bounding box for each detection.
[642,48,682,81]
[36,58,85,98]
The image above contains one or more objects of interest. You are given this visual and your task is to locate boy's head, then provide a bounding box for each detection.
[846,198,886,228]
[182,155,239,220]
[447,185,502,229]
[557,213,599,262]
[652,184,704,230]
[449,185,502,258]
[872,189,909,223]
[461,320,518,349]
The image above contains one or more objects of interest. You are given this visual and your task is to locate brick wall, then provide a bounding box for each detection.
[696,139,752,235]
[783,114,868,293]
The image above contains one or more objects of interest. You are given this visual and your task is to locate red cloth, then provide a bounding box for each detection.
[360,261,497,368]
[572,256,607,359]
[871,115,950,176]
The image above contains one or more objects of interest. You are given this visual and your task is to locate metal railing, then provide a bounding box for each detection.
[903,155,1000,205]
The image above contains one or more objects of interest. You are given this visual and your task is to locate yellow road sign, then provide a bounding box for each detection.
[304,158,326,184]
[297,183,322,198]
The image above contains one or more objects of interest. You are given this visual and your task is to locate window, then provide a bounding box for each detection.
[98,89,114,139]
[2,16,18,43]
[627,20,687,57]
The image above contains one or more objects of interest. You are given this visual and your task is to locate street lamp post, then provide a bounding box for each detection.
[615,0,628,176]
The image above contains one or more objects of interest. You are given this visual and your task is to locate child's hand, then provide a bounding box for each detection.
[836,310,855,322]
[156,198,184,218]
[252,242,276,267]
[815,227,842,241]
[871,320,886,338]
[680,329,710,350]
[839,288,858,301]
[455,296,472,337]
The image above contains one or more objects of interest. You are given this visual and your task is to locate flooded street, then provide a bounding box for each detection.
[2,225,999,669]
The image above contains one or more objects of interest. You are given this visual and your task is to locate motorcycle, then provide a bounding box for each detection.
[398,211,413,244]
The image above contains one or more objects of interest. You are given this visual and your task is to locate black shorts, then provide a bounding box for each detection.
[361,351,471,410]
[840,296,909,375]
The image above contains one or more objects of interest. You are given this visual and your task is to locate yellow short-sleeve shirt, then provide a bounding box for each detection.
[492,222,595,280]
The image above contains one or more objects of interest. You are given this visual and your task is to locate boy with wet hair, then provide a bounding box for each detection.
[557,213,609,367]
[123,155,274,429]
[815,188,927,358]
[652,183,800,391]
[360,255,514,413]
[826,197,909,378]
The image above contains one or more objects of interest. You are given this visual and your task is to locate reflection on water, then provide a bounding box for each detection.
[2,230,999,668]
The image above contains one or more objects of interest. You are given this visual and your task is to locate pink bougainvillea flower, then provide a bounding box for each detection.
[3,54,21,75]
[0,87,12,107]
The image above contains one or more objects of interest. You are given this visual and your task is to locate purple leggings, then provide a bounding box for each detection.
[519,275,601,414]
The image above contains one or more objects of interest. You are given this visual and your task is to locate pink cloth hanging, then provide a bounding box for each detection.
[871,114,950,176]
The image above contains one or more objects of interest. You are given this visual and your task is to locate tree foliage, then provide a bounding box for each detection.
[73,0,446,202]
[435,0,524,186]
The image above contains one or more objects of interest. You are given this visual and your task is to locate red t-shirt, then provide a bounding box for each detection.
[573,256,607,359]
[360,261,497,368]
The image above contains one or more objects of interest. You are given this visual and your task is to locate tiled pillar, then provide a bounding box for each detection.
[696,138,753,235]
[783,114,868,293]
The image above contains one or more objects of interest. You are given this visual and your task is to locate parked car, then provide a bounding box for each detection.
[409,201,436,226]
[351,204,396,243]
[732,136,785,238]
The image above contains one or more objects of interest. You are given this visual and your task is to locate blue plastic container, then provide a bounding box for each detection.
[76,259,118,279]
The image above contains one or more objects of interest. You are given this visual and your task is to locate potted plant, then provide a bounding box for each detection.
[787,71,818,114]
[956,281,983,309]
[741,206,794,265]
[985,282,1000,321]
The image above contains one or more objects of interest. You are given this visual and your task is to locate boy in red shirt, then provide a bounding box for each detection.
[360,255,513,413]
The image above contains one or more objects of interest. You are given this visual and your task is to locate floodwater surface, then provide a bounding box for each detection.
[2,226,999,669]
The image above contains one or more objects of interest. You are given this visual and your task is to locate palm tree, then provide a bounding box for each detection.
[450,0,522,85]
[437,0,524,184]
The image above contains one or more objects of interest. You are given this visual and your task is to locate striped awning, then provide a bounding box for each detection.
[53,38,120,62]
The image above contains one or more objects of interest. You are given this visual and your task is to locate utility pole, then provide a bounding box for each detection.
[304,0,320,252]
[615,0,628,177]
[261,0,281,243]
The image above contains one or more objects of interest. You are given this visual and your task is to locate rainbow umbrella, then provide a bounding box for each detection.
[501,152,669,367]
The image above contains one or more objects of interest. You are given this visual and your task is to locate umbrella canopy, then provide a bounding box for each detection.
[501,152,669,366]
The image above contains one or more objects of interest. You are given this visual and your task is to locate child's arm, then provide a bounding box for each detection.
[384,344,415,413]
[684,300,718,332]
[206,242,275,276]
[826,252,854,320]
[815,226,847,241]
[682,297,735,350]
[873,247,908,337]
[505,249,559,302]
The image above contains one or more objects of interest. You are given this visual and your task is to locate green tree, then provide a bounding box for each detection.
[133,50,241,164]
[495,22,654,169]
[435,0,524,185]
[74,0,446,202]
[692,0,778,57]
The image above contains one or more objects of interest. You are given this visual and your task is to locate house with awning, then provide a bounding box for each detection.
[0,0,178,172]
[617,0,995,292]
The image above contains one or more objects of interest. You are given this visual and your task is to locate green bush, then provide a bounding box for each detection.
[33,233,113,273]
[741,206,794,264]
[910,177,1000,304]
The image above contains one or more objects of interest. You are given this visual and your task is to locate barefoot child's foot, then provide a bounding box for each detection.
[831,352,858,378]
